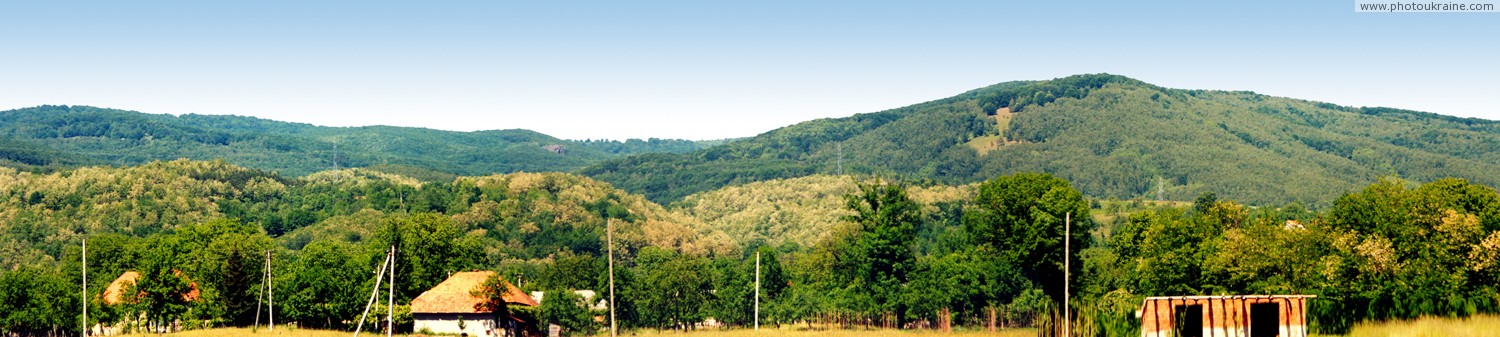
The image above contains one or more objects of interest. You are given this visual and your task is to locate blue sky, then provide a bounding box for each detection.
[2,1,1495,140]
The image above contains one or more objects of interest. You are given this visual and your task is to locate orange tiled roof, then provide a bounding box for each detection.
[410,271,537,314]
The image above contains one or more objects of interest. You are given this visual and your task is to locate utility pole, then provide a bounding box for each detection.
[257,251,268,331]
[387,245,395,337]
[1064,212,1071,337]
[355,249,392,337]
[754,251,760,331]
[82,236,87,337]
[269,251,275,332]
[607,219,617,337]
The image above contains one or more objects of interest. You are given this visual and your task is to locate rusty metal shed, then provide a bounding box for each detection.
[1138,295,1315,337]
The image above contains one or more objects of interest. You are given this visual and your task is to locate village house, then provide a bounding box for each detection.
[411,271,539,337]
[102,271,203,305]
[1138,295,1315,337]
[100,270,203,335]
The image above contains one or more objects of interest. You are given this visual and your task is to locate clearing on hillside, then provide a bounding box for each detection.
[966,107,1022,155]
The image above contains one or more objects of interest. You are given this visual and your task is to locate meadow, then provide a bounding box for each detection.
[111,326,1038,337]
[1339,315,1500,337]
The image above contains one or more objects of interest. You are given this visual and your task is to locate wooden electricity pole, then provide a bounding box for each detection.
[393,244,399,337]
[355,249,393,337]
[1064,212,1071,337]
[82,238,87,337]
[608,218,617,337]
[754,251,761,331]
[269,250,275,332]
[256,251,266,331]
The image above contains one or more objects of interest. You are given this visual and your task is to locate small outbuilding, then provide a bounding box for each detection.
[411,271,539,337]
[1138,295,1315,337]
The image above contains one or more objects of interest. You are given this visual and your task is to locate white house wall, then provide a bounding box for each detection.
[413,313,497,337]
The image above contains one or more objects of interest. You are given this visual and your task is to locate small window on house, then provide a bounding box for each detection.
[1251,303,1281,337]
[1174,304,1203,337]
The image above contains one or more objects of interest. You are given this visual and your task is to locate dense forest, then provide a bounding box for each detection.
[2,160,1497,336]
[8,74,1500,207]
[584,74,1500,206]
[0,105,716,177]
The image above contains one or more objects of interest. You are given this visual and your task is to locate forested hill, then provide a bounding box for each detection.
[0,105,715,177]
[583,74,1500,205]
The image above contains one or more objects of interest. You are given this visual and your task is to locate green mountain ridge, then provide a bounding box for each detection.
[585,74,1500,206]
[7,74,1498,207]
[0,105,715,177]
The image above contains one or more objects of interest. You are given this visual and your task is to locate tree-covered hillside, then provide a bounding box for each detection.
[584,74,1500,206]
[671,175,974,249]
[0,105,714,177]
[0,160,732,269]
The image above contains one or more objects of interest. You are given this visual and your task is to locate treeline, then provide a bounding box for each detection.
[975,73,1148,114]
[572,138,722,156]
[0,105,711,177]
[770,173,1092,330]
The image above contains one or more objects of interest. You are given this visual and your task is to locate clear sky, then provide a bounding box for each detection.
[2,1,1495,140]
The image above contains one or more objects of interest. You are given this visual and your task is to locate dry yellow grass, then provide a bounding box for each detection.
[1342,315,1500,337]
[964,135,1003,156]
[113,326,1038,337]
[631,326,1037,337]
[116,327,350,337]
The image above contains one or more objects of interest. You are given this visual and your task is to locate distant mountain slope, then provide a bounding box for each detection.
[584,74,1500,205]
[0,105,713,176]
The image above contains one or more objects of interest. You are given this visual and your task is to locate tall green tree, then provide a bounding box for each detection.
[280,240,368,329]
[834,179,922,324]
[594,261,640,330]
[374,212,483,301]
[0,267,79,336]
[132,236,195,331]
[905,247,1027,325]
[539,289,597,336]
[633,247,711,331]
[540,251,602,291]
[707,257,754,327]
[174,219,276,326]
[965,172,1093,302]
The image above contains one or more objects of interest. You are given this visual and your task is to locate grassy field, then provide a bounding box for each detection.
[116,328,349,337]
[114,326,1038,337]
[1341,315,1500,337]
[630,326,1038,337]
